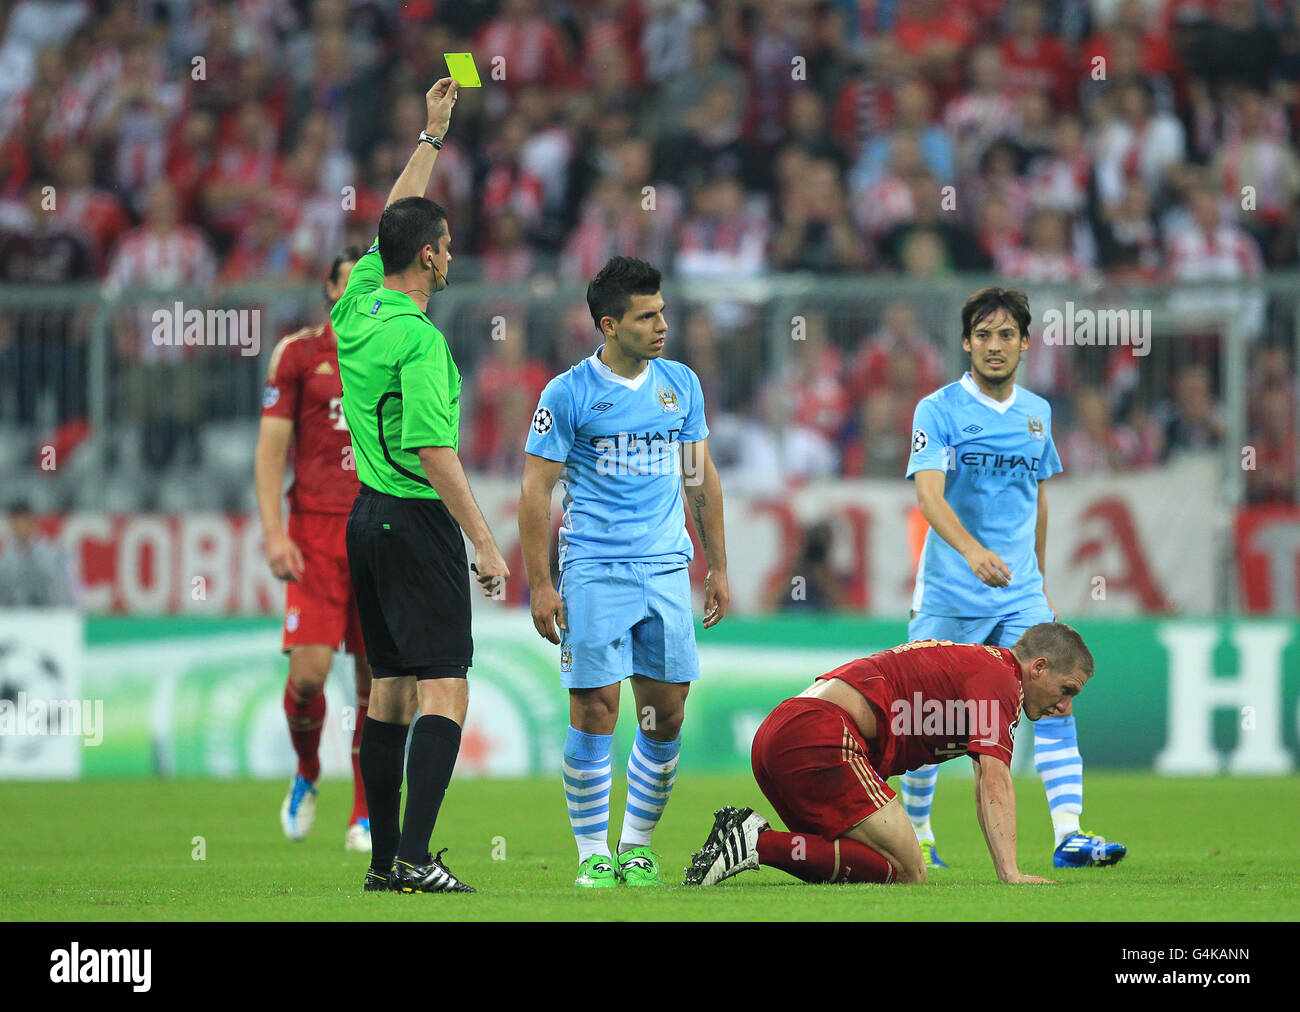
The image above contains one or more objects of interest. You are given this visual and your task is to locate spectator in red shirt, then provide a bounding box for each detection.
[1059,386,1142,475]
[774,311,850,445]
[891,0,973,96]
[1027,113,1094,218]
[165,109,217,226]
[675,173,769,281]
[481,114,546,238]
[999,0,1077,110]
[997,207,1094,283]
[53,147,129,275]
[944,44,1019,179]
[1210,87,1300,265]
[475,0,580,93]
[203,98,280,252]
[1094,77,1187,208]
[848,301,945,404]
[1245,385,1297,504]
[470,318,551,475]
[482,209,536,284]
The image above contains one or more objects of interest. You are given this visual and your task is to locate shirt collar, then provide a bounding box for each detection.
[960,371,1017,414]
[589,345,652,390]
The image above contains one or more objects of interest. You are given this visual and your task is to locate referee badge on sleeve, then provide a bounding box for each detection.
[532,407,553,434]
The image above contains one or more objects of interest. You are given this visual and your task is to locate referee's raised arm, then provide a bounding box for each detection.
[386,78,459,208]
[331,76,507,895]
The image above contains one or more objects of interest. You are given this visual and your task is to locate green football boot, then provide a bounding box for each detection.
[616,845,666,886]
[574,853,617,887]
[919,840,949,870]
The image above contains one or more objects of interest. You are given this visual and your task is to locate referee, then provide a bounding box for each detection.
[333,78,509,894]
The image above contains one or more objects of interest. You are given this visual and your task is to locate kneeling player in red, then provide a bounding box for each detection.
[684,623,1092,886]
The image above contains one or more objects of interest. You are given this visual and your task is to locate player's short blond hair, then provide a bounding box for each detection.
[1012,622,1094,677]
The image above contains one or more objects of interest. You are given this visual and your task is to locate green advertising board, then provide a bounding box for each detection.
[75,614,1300,779]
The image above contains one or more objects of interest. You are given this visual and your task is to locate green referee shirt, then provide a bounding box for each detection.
[331,237,461,499]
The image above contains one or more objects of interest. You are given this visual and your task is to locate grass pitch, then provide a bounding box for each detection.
[2,773,1295,921]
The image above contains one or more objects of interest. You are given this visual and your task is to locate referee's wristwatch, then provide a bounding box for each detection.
[418,130,444,150]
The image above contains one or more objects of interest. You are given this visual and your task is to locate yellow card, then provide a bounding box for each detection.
[443,53,482,87]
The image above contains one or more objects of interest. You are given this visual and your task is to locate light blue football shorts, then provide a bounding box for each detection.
[907,602,1057,650]
[557,560,701,689]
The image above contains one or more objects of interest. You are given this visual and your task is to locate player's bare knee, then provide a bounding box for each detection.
[895,858,926,884]
[571,686,620,733]
[642,709,683,741]
[288,668,328,695]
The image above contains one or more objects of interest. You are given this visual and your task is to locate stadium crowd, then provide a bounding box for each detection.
[0,0,1296,504]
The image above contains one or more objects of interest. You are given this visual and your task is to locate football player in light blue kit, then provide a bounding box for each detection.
[517,256,730,887]
[904,286,1126,870]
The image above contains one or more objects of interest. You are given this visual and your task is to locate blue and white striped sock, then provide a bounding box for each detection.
[562,726,613,862]
[900,763,939,843]
[1034,715,1083,848]
[618,729,680,850]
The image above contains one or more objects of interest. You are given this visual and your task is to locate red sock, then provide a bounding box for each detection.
[284,681,326,782]
[756,830,896,884]
[350,696,369,823]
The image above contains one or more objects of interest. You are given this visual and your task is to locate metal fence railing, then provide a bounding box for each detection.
[1,273,1296,514]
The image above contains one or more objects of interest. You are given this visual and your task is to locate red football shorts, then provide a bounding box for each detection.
[282,511,365,655]
[750,696,897,840]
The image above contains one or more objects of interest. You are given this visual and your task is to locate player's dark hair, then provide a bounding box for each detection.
[377,197,447,276]
[328,245,363,284]
[961,286,1031,342]
[586,256,662,331]
[1013,622,1094,678]
[323,244,363,304]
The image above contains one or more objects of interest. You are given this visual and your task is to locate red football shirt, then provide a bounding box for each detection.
[817,640,1024,777]
[261,322,359,514]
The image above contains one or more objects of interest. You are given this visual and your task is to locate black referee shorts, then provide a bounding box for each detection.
[346,485,472,678]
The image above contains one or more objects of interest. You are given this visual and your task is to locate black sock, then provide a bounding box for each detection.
[396,714,462,865]
[359,716,408,872]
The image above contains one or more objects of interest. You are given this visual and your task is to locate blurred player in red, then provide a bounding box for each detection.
[255,246,375,852]
[684,623,1094,886]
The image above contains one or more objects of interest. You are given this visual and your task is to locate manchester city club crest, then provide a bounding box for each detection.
[1027,416,1045,439]
[560,643,572,672]
[657,387,680,412]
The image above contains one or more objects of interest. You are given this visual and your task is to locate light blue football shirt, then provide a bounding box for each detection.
[906,372,1062,617]
[525,347,709,568]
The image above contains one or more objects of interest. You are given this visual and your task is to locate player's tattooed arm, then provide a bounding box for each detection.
[682,439,729,628]
[691,490,708,549]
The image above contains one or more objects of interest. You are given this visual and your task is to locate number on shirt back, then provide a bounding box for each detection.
[328,397,349,432]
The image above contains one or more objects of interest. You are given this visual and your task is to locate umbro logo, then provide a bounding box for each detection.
[962,424,983,434]
[592,401,613,411]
